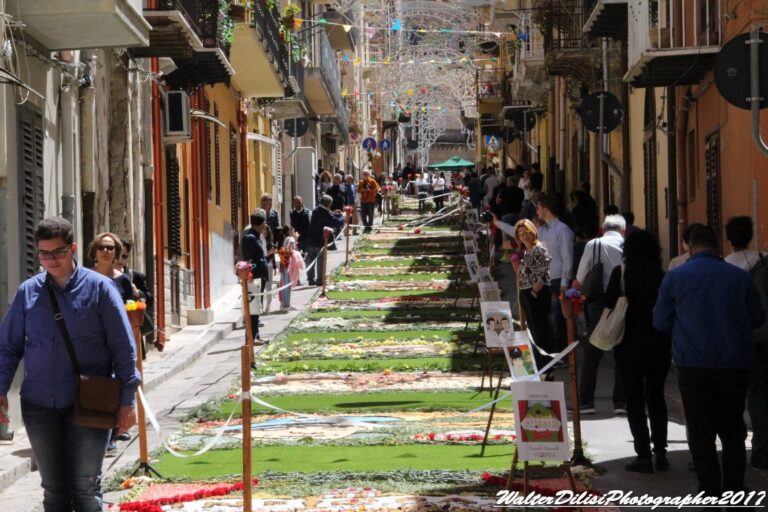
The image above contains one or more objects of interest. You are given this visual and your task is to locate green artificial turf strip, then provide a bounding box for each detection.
[280,328,472,343]
[325,289,474,300]
[215,391,511,416]
[153,444,514,478]
[255,355,485,374]
[349,258,458,268]
[334,273,459,282]
[306,308,476,320]
[360,248,462,256]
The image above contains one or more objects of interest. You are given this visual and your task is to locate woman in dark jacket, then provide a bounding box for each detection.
[604,229,671,473]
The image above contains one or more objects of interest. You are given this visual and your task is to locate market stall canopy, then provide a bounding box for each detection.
[428,156,475,168]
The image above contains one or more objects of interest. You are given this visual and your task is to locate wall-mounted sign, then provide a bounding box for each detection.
[379,139,392,151]
[362,137,377,151]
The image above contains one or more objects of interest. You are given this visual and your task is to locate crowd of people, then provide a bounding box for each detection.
[481,168,767,495]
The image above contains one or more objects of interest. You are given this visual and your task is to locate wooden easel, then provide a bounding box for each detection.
[480,276,527,454]
[506,450,578,494]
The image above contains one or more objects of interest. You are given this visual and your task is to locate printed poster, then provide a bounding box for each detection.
[463,238,478,254]
[465,254,480,282]
[500,331,539,380]
[465,208,479,225]
[246,281,264,316]
[478,281,502,302]
[480,301,515,349]
[510,381,570,462]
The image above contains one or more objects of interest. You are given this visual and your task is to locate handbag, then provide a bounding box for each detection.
[46,280,121,430]
[589,265,627,351]
[580,241,604,300]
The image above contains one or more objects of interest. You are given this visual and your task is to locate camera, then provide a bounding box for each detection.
[481,211,493,223]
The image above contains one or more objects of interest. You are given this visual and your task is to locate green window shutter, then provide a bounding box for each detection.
[17,106,45,277]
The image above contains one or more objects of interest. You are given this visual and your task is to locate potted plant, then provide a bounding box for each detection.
[282,4,302,31]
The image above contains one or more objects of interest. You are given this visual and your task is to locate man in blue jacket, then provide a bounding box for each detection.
[305,194,346,286]
[653,225,765,496]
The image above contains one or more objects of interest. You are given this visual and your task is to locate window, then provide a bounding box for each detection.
[704,131,721,246]
[214,103,221,206]
[17,106,45,277]
[229,129,239,228]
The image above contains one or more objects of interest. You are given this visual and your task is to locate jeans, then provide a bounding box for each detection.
[579,299,625,407]
[615,337,670,457]
[305,245,323,284]
[21,399,110,512]
[279,268,291,308]
[548,278,567,352]
[361,202,375,228]
[678,367,749,495]
[747,355,768,469]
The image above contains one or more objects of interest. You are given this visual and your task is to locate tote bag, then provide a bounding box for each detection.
[589,265,627,351]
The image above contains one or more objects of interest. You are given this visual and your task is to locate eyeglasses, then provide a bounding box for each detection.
[38,245,72,261]
[97,244,116,252]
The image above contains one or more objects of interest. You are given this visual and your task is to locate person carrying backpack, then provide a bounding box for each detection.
[724,216,768,470]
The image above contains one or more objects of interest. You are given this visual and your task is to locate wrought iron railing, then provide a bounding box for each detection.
[533,0,588,51]
[251,0,291,89]
[177,0,230,55]
[300,28,347,137]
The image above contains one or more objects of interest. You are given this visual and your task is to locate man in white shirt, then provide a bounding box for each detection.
[535,195,575,354]
[483,168,500,206]
[574,214,626,414]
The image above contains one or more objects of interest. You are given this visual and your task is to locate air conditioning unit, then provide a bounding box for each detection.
[163,91,192,143]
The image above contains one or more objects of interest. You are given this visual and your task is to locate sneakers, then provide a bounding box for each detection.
[614,406,627,416]
[579,404,596,415]
[116,432,131,441]
[625,456,654,473]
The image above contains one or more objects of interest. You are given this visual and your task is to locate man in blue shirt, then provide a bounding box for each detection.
[653,226,764,495]
[0,217,141,511]
[305,195,346,286]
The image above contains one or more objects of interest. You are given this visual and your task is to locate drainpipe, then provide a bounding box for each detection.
[620,40,631,212]
[675,90,690,257]
[239,100,248,229]
[190,92,201,309]
[667,86,678,258]
[149,6,166,347]
[558,77,566,194]
[60,51,81,241]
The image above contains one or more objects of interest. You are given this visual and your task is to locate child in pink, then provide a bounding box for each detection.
[278,235,305,310]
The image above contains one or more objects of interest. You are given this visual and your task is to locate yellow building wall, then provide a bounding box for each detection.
[246,112,274,215]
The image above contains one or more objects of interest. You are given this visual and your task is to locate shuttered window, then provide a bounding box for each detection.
[704,131,722,246]
[205,98,212,201]
[643,135,659,235]
[229,128,239,229]
[214,103,221,206]
[274,139,283,204]
[17,106,45,277]
[166,148,182,257]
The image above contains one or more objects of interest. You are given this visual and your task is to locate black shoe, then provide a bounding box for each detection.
[307,281,316,286]
[258,322,264,327]
[578,404,595,415]
[116,432,131,441]
[625,456,654,473]
[655,452,670,470]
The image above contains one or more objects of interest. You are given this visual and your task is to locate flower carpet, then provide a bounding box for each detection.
[121,203,602,511]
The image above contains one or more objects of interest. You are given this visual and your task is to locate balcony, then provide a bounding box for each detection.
[165,0,234,89]
[268,60,309,119]
[477,68,505,115]
[130,0,203,59]
[583,0,627,39]
[536,0,597,83]
[9,0,150,50]
[625,0,721,87]
[321,10,357,51]
[229,0,291,97]
[301,29,347,138]
[511,16,549,105]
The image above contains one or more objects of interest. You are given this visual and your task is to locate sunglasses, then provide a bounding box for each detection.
[97,245,116,252]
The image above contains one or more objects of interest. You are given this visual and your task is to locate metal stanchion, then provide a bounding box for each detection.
[321,229,331,296]
[238,266,255,360]
[129,309,161,478]
[344,206,352,266]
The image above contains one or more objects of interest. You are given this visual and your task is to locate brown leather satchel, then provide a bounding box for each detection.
[46,280,121,430]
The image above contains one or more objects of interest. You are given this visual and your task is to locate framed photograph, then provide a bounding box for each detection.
[480,301,514,348]
[510,381,570,462]
[478,281,501,302]
[463,238,478,254]
[465,254,480,282]
[465,208,479,224]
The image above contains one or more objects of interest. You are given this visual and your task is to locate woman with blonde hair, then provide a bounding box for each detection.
[509,218,553,373]
[318,170,333,195]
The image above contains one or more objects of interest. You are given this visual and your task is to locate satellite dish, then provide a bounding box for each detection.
[398,112,411,123]
[284,118,309,137]
[508,109,536,132]
[407,140,418,150]
[715,32,768,110]
[579,91,623,134]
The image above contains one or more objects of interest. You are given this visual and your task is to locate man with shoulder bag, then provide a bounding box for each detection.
[574,214,626,415]
[0,217,141,512]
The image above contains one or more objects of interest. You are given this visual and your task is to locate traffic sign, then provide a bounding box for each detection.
[715,32,768,110]
[578,91,623,134]
[379,139,392,151]
[484,135,500,149]
[362,137,377,151]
